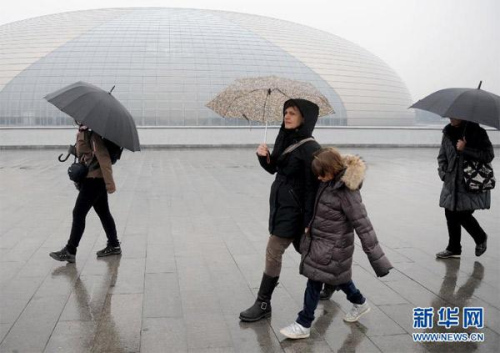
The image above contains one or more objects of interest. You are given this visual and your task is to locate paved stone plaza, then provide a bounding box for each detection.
[1,147,499,353]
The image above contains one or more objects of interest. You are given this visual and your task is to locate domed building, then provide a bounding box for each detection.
[0,8,414,127]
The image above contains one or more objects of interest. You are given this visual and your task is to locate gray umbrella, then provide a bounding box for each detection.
[410,81,500,129]
[45,81,141,151]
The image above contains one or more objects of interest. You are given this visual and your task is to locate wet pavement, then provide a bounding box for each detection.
[0,147,499,353]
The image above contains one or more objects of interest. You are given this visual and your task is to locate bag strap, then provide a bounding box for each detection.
[80,130,99,171]
[282,137,315,156]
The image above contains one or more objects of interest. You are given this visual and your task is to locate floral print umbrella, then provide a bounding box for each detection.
[206,75,334,140]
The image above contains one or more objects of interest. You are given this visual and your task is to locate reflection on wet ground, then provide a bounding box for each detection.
[1,148,499,352]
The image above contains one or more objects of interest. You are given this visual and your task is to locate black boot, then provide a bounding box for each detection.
[320,283,336,300]
[239,273,279,322]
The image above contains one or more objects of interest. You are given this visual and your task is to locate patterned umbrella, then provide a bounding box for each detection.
[206,75,334,140]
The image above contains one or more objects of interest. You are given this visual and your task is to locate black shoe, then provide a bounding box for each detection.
[475,235,487,257]
[50,247,75,263]
[436,250,461,259]
[320,284,336,300]
[96,245,122,257]
[239,273,279,322]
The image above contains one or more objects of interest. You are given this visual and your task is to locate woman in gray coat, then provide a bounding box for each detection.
[280,148,392,339]
[436,119,494,259]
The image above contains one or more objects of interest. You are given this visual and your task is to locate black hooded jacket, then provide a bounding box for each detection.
[258,99,322,238]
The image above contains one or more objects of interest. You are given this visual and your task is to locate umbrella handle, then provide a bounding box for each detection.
[58,144,77,162]
[264,121,268,144]
[58,152,71,162]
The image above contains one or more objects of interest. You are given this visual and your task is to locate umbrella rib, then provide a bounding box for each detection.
[224,87,292,120]
[442,90,471,118]
[221,88,269,117]
[263,88,293,123]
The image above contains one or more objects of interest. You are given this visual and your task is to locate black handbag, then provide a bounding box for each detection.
[68,156,89,183]
[463,159,495,192]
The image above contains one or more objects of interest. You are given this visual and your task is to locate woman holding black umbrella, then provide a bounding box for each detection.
[49,124,121,263]
[44,81,141,263]
[239,99,321,322]
[410,83,497,259]
[435,118,494,259]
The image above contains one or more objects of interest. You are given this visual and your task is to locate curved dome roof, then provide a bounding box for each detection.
[0,8,414,126]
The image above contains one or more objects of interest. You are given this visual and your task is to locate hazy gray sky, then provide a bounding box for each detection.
[1,0,499,100]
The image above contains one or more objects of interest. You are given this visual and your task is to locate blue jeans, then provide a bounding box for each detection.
[296,279,365,328]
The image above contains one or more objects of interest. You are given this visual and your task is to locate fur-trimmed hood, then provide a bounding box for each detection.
[333,155,366,190]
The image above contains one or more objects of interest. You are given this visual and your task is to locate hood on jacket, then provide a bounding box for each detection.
[271,98,320,159]
[334,155,366,190]
[281,98,319,138]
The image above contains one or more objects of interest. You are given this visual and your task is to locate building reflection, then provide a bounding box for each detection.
[422,260,484,352]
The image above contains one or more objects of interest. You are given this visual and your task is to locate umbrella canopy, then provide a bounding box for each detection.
[45,81,141,151]
[410,82,500,129]
[206,75,334,123]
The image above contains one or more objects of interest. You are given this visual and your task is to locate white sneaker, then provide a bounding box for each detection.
[280,322,310,339]
[343,300,371,322]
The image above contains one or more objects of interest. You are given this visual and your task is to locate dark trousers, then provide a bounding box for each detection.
[445,209,487,254]
[67,178,118,254]
[297,279,365,328]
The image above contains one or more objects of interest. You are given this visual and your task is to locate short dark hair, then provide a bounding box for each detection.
[284,99,298,111]
[311,148,345,177]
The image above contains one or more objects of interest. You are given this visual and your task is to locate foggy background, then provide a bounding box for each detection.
[1,0,499,120]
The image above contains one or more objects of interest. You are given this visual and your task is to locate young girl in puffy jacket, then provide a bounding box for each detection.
[280,147,393,339]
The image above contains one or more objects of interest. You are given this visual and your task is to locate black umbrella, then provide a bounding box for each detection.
[45,81,141,151]
[410,81,500,129]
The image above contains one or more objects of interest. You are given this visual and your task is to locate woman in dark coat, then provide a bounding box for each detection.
[436,119,494,259]
[280,148,392,339]
[239,99,321,322]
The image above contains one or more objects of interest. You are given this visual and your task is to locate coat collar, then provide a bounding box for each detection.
[330,155,366,191]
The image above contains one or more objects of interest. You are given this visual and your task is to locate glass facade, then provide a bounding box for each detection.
[0,8,414,127]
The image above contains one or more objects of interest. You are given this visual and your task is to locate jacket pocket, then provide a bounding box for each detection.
[310,240,335,266]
